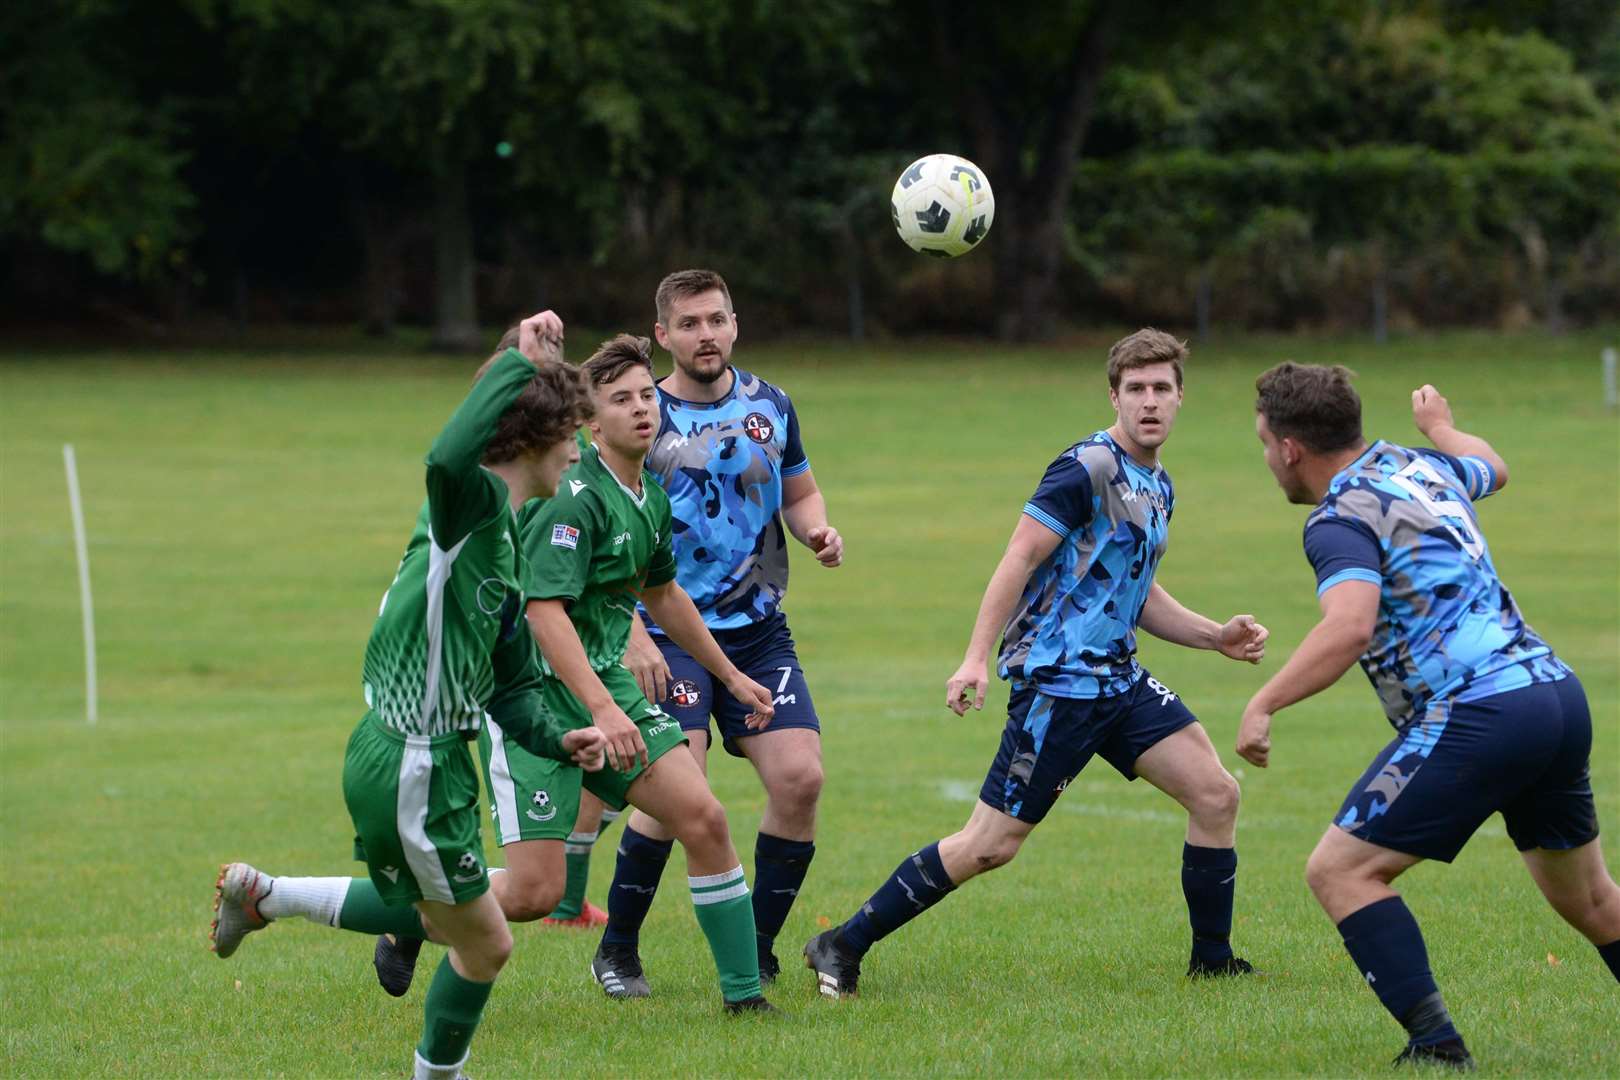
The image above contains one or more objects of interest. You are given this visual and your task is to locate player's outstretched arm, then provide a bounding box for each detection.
[526,598,648,771]
[782,470,843,567]
[639,581,775,729]
[1139,583,1268,663]
[423,310,566,548]
[946,515,1063,716]
[1235,580,1379,768]
[1412,384,1509,493]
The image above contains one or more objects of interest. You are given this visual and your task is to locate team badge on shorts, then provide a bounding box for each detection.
[743,413,774,443]
[453,852,483,884]
[671,679,702,708]
[527,789,556,822]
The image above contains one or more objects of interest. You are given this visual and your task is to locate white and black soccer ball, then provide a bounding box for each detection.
[457,852,479,872]
[532,790,551,811]
[891,153,994,258]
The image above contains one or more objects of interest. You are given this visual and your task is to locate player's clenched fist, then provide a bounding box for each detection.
[945,658,989,716]
[562,726,609,772]
[730,675,776,731]
[517,309,566,365]
[1217,615,1269,664]
[1235,703,1272,768]
[1410,384,1454,437]
[806,525,844,567]
[593,703,648,772]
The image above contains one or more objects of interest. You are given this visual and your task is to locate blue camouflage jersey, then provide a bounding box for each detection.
[642,367,809,630]
[998,431,1173,699]
[1304,440,1570,731]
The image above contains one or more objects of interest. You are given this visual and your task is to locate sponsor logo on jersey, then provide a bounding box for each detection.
[526,789,557,822]
[671,680,701,708]
[612,531,632,547]
[743,412,774,444]
[551,524,580,549]
[646,718,679,738]
[569,479,586,496]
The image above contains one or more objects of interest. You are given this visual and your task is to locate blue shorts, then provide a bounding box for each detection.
[651,612,819,758]
[979,670,1198,824]
[1335,674,1598,862]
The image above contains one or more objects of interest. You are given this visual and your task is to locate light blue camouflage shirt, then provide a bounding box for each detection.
[642,367,809,631]
[998,431,1173,699]
[1304,440,1569,730]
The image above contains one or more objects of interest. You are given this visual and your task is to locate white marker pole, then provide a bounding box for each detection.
[1603,347,1618,410]
[63,444,97,725]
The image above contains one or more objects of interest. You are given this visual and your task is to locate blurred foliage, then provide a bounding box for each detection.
[1,0,1616,335]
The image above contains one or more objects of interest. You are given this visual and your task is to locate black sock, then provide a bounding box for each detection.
[837,842,955,957]
[1599,938,1620,982]
[1337,896,1462,1047]
[752,833,815,957]
[1182,843,1237,965]
[602,825,673,949]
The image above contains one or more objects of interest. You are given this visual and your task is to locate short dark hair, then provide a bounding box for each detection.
[1254,361,1363,453]
[1107,329,1186,389]
[655,269,732,326]
[476,326,593,464]
[582,334,654,389]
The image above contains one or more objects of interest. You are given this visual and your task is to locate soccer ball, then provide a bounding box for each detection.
[890,153,995,258]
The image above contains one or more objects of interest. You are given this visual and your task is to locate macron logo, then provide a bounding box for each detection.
[551,524,580,549]
[569,480,586,496]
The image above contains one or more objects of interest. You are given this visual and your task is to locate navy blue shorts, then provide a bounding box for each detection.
[1335,674,1598,862]
[979,671,1198,824]
[651,612,819,758]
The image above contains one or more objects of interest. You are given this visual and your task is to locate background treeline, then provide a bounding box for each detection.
[3,0,1616,343]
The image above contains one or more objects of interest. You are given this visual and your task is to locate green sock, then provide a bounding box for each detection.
[339,878,426,938]
[690,866,763,1003]
[551,829,599,920]
[417,955,494,1069]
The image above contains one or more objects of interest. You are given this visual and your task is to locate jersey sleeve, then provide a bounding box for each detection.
[781,399,810,478]
[520,483,597,603]
[1022,449,1095,538]
[644,486,678,589]
[1303,514,1383,596]
[1415,448,1496,502]
[423,347,536,548]
[484,620,574,762]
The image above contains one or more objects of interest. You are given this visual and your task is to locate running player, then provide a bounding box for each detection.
[593,268,842,995]
[804,329,1267,998]
[1239,365,1620,1068]
[485,332,781,1012]
[209,311,610,1080]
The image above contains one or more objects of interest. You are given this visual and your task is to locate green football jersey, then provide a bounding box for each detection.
[359,348,568,758]
[520,443,676,674]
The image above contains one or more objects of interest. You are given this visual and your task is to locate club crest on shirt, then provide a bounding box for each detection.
[671,679,702,708]
[551,524,580,549]
[743,413,774,444]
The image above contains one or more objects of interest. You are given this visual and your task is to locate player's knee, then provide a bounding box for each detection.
[466,921,514,977]
[500,876,562,923]
[768,760,824,817]
[676,796,733,858]
[972,833,1022,872]
[1303,849,1337,903]
[1187,769,1240,825]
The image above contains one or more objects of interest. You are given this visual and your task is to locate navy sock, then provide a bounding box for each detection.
[1599,938,1620,983]
[753,833,815,953]
[602,825,673,949]
[1182,843,1237,965]
[837,842,955,957]
[1337,896,1461,1047]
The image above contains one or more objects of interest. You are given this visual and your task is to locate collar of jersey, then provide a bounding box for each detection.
[1098,430,1163,479]
[657,366,740,410]
[585,443,647,508]
[1326,440,1385,495]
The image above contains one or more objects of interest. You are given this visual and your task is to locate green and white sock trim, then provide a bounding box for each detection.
[413,1048,468,1080]
[564,829,599,856]
[690,866,749,905]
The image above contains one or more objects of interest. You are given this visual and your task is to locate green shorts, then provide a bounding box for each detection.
[343,714,489,906]
[479,665,686,845]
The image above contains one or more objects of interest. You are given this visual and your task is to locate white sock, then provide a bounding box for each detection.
[259,876,351,927]
[414,1049,469,1080]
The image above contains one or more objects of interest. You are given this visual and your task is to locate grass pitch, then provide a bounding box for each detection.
[2,329,1616,1077]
